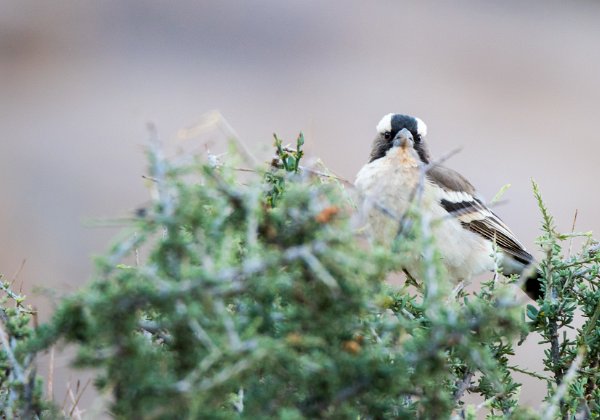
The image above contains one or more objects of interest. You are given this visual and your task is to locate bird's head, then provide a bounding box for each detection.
[369,113,430,164]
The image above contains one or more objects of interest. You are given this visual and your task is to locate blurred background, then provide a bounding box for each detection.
[2,0,600,415]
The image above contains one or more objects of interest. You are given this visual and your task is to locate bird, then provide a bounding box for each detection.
[354,113,541,299]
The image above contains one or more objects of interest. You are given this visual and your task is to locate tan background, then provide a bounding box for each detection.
[2,0,600,416]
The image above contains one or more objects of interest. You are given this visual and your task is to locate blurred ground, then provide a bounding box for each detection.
[2,0,600,416]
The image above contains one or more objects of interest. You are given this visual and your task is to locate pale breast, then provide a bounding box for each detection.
[355,147,496,283]
[354,147,420,243]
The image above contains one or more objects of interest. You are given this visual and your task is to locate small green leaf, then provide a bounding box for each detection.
[526,304,538,321]
[296,132,304,148]
[284,157,295,171]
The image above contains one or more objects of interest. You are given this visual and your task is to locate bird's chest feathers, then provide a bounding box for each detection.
[355,148,423,212]
[395,147,420,168]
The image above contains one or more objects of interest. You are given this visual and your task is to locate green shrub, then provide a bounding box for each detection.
[2,133,599,419]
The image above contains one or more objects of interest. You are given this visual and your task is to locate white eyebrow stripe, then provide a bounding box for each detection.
[415,117,427,137]
[376,113,394,134]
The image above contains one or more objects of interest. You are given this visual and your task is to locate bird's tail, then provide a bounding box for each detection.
[523,270,543,300]
[501,254,543,300]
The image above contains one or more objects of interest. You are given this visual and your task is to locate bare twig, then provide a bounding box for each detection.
[301,250,340,292]
[541,350,585,420]
[10,259,27,288]
[69,379,91,417]
[567,209,579,259]
[453,371,474,402]
[507,364,548,381]
[62,377,71,414]
[48,346,55,402]
[298,165,353,187]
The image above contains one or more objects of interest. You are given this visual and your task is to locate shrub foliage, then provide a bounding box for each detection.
[1,133,599,418]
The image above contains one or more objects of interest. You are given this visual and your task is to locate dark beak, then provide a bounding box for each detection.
[392,128,413,148]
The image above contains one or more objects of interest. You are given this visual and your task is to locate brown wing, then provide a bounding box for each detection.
[427,165,477,196]
[427,165,533,266]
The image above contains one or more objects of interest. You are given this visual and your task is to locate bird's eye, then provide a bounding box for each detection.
[383,132,392,140]
[415,134,421,143]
